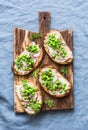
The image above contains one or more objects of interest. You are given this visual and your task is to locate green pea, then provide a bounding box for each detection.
[61,85,65,89]
[56,80,61,85]
[59,89,63,93]
[52,91,56,94]
[24,96,28,100]
[64,88,67,92]
[22,89,26,93]
[44,99,54,108]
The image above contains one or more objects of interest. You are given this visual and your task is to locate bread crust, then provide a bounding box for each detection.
[16,78,43,115]
[44,30,73,64]
[12,44,43,76]
[38,65,71,98]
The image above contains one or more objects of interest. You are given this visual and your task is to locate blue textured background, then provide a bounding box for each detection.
[0,0,88,130]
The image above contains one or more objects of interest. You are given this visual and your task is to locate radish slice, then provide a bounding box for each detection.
[33,93,38,100]
[22,50,30,56]
[16,85,23,100]
[25,107,35,114]
[31,57,37,63]
[53,74,58,82]
[22,61,27,67]
[33,52,40,58]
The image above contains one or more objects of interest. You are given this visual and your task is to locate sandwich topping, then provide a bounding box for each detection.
[39,68,70,96]
[47,34,67,58]
[14,42,40,73]
[45,31,73,63]
[17,80,42,114]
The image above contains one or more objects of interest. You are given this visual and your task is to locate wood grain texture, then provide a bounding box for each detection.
[14,12,74,113]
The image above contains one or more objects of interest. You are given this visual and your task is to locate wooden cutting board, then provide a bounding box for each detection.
[14,12,74,112]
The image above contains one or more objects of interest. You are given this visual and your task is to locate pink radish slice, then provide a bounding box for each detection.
[34,58,37,63]
[31,56,37,63]
[33,93,38,100]
[33,52,40,58]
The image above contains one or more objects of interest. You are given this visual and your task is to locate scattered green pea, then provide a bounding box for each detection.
[64,88,67,92]
[44,99,54,108]
[59,89,63,93]
[30,70,38,77]
[30,33,41,41]
[61,67,68,75]
[52,52,59,60]
[29,101,42,112]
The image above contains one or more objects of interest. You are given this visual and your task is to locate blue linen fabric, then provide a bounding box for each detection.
[0,0,88,130]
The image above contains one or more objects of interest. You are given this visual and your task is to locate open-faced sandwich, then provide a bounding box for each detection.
[39,65,71,98]
[12,42,43,75]
[44,30,73,64]
[16,79,43,115]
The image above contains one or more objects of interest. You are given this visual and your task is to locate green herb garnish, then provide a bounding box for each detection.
[61,67,68,75]
[30,70,38,77]
[30,33,41,40]
[45,99,54,108]
[26,45,39,53]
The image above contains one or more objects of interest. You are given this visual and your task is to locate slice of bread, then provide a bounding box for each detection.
[16,78,43,115]
[44,30,73,64]
[12,42,43,75]
[38,65,71,98]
